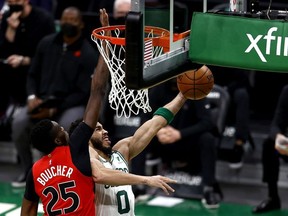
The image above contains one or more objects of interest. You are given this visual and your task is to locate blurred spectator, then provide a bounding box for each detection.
[0,0,55,116]
[252,84,288,214]
[113,0,130,18]
[210,66,252,169]
[109,0,131,25]
[10,6,99,187]
[147,78,221,209]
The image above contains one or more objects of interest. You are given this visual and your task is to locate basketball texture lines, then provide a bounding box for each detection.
[177,65,214,100]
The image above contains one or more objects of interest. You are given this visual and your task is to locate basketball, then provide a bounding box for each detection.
[177,65,214,100]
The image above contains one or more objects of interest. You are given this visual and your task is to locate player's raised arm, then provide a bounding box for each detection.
[83,8,109,129]
[115,91,187,160]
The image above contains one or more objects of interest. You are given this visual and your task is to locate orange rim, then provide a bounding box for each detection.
[92,25,126,45]
[92,25,190,50]
[92,25,171,46]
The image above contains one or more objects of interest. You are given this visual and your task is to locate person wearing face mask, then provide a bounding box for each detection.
[110,0,131,25]
[10,6,99,187]
[0,0,55,117]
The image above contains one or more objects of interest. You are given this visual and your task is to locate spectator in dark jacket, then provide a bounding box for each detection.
[0,0,55,114]
[11,6,99,187]
[253,84,288,214]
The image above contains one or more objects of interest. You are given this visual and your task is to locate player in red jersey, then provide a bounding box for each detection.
[19,9,110,215]
[20,9,176,216]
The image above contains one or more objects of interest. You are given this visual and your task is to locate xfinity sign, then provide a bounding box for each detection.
[245,27,288,63]
[190,12,288,73]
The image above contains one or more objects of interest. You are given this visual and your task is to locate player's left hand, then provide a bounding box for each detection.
[146,175,177,195]
[275,133,288,156]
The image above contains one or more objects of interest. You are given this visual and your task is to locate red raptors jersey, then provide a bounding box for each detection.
[32,146,95,215]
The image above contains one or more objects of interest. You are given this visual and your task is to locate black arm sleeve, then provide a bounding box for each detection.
[69,122,94,176]
[24,169,39,202]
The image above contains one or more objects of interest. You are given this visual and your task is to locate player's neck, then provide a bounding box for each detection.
[98,151,110,161]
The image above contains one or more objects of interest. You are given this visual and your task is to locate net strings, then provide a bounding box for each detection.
[91,29,152,118]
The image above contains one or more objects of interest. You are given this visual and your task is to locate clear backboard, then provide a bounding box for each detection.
[91,0,194,117]
[125,0,193,90]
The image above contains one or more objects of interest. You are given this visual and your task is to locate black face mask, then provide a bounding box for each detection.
[61,24,79,38]
[9,4,24,13]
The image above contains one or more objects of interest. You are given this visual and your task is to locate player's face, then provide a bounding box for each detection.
[51,121,69,146]
[90,122,112,155]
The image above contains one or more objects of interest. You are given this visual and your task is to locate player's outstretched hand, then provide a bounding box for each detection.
[146,175,177,195]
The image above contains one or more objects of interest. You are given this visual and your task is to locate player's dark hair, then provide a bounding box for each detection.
[30,119,57,154]
[68,118,83,136]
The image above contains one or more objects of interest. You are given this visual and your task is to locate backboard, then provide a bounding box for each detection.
[125,0,193,90]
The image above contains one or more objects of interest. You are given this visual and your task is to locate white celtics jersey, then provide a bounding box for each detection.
[95,151,135,216]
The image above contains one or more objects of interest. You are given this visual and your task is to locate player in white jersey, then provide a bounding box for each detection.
[68,119,181,216]
[87,89,187,216]
[64,8,188,216]
[95,151,135,215]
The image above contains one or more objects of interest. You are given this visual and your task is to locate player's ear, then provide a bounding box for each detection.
[54,138,63,146]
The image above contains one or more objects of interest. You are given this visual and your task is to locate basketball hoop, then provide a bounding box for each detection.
[91,25,171,118]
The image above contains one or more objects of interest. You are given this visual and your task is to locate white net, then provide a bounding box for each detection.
[91,26,167,118]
